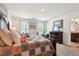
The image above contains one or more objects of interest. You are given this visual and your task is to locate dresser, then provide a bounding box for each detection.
[49,32,63,55]
[49,31,63,44]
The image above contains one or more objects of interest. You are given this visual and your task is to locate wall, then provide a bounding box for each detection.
[47,11,79,45]
[71,17,79,32]
[47,16,71,45]
[71,23,79,32]
[7,15,47,34]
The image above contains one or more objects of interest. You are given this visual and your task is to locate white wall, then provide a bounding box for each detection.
[7,14,47,34]
[71,18,79,32]
[47,16,71,45]
[47,11,79,45]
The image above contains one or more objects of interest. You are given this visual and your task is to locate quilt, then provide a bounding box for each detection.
[0,39,55,56]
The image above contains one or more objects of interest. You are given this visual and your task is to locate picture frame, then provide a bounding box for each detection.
[54,19,63,28]
[53,19,63,31]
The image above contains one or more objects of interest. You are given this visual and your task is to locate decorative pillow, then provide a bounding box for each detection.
[0,29,13,46]
[29,34,44,41]
[0,38,5,47]
[10,31,21,44]
[20,35,28,43]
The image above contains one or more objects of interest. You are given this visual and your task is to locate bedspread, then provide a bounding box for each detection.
[0,39,55,56]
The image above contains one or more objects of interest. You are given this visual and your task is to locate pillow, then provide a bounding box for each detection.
[0,38,5,47]
[10,31,21,44]
[0,29,13,46]
[29,34,44,40]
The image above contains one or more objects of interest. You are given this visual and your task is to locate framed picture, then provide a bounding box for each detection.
[54,19,63,28]
[53,19,63,31]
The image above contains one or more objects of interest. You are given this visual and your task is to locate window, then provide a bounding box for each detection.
[20,22,29,34]
[37,23,44,34]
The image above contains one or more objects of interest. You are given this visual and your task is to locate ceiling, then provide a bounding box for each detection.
[5,3,79,21]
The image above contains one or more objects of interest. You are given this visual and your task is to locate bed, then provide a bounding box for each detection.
[0,39,55,56]
[0,29,55,56]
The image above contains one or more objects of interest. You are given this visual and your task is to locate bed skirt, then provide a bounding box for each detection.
[36,50,55,56]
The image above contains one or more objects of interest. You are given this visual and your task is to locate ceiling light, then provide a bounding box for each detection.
[41,8,45,12]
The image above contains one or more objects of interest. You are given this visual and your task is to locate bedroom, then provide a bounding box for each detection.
[0,3,79,56]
